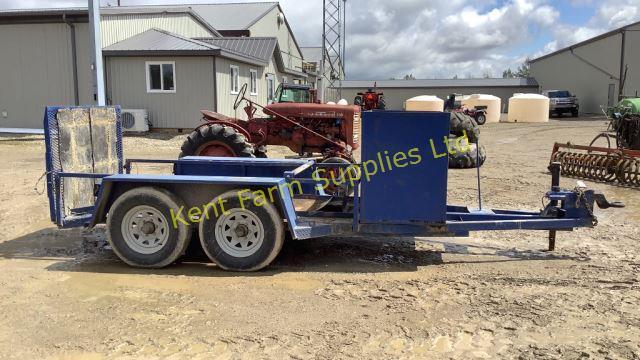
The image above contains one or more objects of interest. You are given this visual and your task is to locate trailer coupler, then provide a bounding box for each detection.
[544,162,624,251]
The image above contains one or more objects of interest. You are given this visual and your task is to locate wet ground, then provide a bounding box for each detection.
[0,117,639,359]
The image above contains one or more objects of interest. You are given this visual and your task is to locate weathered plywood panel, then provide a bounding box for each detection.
[90,107,119,174]
[57,108,94,212]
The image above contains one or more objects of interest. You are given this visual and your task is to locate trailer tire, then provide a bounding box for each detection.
[475,113,487,125]
[450,112,480,143]
[199,189,284,271]
[179,124,255,158]
[107,187,192,268]
[448,141,487,169]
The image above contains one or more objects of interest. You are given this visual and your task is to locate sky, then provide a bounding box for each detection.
[1,0,639,80]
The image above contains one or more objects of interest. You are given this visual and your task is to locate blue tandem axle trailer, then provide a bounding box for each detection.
[44,107,623,271]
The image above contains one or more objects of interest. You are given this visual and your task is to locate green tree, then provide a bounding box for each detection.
[515,58,531,77]
[502,58,531,78]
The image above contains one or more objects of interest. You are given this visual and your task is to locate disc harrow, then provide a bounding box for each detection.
[551,143,640,187]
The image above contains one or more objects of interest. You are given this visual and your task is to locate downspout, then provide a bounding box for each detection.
[63,14,79,105]
[212,56,218,112]
[619,30,626,99]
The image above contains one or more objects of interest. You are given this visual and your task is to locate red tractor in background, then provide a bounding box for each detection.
[179,83,361,163]
[444,93,487,125]
[354,82,386,111]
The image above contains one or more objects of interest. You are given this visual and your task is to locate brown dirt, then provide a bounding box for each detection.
[1,117,639,359]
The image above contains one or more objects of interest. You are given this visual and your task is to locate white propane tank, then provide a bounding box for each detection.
[337,99,349,105]
[506,93,550,123]
[404,95,444,112]
[461,94,501,123]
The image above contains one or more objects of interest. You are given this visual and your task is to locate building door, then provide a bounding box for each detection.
[608,84,616,106]
[266,74,275,104]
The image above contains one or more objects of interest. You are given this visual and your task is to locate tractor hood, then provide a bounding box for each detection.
[264,103,360,120]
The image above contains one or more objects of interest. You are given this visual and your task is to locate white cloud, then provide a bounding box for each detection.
[1,0,639,79]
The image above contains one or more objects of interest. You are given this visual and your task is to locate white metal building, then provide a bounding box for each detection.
[0,2,309,130]
[334,78,540,112]
[530,21,640,114]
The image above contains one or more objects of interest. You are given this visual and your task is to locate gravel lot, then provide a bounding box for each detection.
[0,117,639,359]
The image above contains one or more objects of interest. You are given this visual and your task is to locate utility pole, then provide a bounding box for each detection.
[89,0,106,106]
[323,0,345,102]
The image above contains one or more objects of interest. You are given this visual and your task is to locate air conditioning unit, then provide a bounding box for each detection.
[120,109,149,132]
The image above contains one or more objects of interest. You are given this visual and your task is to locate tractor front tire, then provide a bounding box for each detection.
[179,124,255,158]
[450,112,480,143]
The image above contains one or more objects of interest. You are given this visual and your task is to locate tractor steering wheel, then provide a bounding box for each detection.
[234,83,248,110]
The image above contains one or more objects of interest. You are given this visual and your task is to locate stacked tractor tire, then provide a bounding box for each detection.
[448,112,487,169]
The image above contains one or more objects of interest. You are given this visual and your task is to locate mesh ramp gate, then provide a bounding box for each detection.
[44,106,122,227]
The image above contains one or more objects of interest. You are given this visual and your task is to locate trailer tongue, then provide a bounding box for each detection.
[44,107,623,271]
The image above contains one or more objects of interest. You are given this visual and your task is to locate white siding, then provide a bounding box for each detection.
[0,23,75,128]
[107,56,215,129]
[215,57,264,119]
[100,13,213,47]
[531,27,640,113]
[249,7,304,74]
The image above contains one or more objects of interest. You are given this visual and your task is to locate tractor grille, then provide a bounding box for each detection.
[353,111,361,146]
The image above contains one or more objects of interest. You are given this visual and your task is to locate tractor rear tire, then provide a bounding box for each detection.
[179,124,255,158]
[448,142,487,169]
[450,112,480,143]
[378,98,386,110]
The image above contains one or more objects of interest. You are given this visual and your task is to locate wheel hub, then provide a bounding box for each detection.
[214,209,264,258]
[196,141,236,157]
[234,223,249,238]
[121,205,170,255]
[141,221,156,235]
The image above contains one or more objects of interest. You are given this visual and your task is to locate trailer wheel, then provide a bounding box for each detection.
[199,189,284,271]
[450,112,480,143]
[179,124,255,158]
[107,187,192,268]
[475,113,487,125]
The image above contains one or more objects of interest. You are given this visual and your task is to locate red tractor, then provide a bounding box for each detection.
[354,83,386,111]
[180,83,361,163]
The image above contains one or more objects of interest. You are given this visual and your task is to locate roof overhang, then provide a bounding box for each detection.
[103,49,268,68]
[0,7,222,37]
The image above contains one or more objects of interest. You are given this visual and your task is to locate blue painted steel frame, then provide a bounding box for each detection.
[51,155,599,239]
[43,108,600,242]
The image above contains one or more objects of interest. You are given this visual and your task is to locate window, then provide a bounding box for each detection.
[250,69,258,95]
[277,86,311,103]
[230,65,240,94]
[146,61,175,93]
[548,90,573,98]
[266,74,275,103]
[282,76,288,84]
